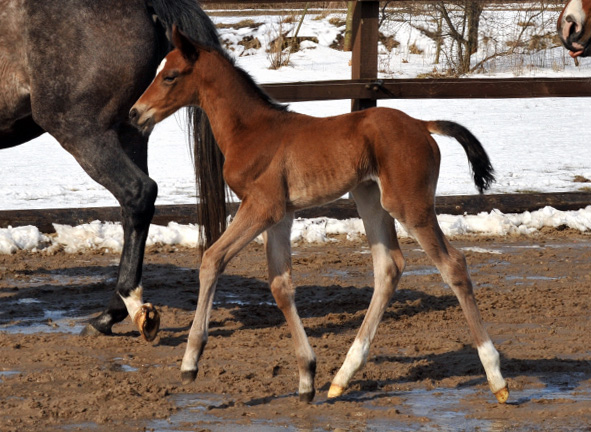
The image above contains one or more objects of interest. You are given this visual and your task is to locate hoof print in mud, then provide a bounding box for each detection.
[134,303,160,342]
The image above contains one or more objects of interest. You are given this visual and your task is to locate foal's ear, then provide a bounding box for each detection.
[172,25,200,63]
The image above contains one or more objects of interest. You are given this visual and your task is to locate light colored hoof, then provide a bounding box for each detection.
[494,386,509,404]
[133,303,160,342]
[327,384,345,399]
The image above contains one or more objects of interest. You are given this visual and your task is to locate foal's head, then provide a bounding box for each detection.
[130,26,206,134]
[558,0,591,58]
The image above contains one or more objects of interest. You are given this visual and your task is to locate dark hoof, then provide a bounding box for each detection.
[181,370,198,385]
[133,303,160,342]
[80,323,106,337]
[299,390,315,403]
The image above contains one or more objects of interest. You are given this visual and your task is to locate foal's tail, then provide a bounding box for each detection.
[427,121,495,194]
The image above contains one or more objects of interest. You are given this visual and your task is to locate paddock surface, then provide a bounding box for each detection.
[1,230,591,431]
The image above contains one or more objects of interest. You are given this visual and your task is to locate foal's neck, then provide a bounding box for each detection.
[196,50,283,152]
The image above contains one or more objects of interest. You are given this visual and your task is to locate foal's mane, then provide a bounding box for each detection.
[213,46,289,113]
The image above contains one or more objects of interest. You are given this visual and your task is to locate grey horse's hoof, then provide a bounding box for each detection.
[133,303,160,342]
[80,323,104,337]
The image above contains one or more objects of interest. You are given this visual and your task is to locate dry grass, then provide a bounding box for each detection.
[574,175,591,183]
[408,42,424,55]
[216,19,264,30]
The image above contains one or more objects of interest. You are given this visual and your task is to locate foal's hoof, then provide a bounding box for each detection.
[299,390,315,403]
[133,303,160,342]
[181,370,198,385]
[494,386,509,404]
[327,384,345,399]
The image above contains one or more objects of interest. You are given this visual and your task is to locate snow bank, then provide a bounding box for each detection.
[1,206,590,254]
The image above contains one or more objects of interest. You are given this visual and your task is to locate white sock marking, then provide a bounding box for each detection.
[333,338,370,388]
[120,286,144,319]
[477,340,506,393]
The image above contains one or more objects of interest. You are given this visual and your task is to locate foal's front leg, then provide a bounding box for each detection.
[180,202,274,384]
[264,213,317,402]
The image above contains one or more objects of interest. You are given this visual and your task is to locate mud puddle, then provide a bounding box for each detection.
[0,298,88,335]
[146,377,591,432]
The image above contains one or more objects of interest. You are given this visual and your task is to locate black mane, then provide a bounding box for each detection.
[215,46,289,112]
[151,0,287,112]
[150,0,220,49]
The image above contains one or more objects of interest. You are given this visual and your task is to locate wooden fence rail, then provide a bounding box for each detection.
[203,0,591,103]
[1,192,589,234]
[262,77,591,102]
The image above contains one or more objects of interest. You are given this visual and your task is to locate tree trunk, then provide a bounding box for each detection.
[344,1,355,52]
[461,0,483,73]
[435,10,442,64]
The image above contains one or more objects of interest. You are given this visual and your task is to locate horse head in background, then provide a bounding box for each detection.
[558,0,591,58]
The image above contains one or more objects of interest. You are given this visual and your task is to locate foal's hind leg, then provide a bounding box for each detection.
[401,211,508,403]
[264,213,317,402]
[328,182,405,398]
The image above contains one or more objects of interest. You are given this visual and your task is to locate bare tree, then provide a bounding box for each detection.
[379,1,564,76]
[432,1,484,74]
[344,1,355,52]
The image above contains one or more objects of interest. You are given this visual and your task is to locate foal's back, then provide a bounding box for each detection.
[268,107,439,210]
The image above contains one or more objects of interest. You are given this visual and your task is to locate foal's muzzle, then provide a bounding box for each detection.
[129,106,155,135]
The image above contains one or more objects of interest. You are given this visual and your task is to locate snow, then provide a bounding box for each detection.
[1,8,591,254]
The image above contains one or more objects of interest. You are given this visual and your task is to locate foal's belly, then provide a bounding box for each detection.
[286,172,360,210]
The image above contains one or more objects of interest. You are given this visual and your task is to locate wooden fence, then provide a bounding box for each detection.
[1,192,589,233]
[1,0,590,232]
[205,0,591,106]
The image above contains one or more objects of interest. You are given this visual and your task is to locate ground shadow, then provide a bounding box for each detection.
[332,347,591,405]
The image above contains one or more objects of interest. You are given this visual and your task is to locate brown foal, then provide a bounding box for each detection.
[130,26,508,404]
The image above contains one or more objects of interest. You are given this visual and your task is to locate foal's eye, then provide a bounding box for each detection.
[162,73,178,83]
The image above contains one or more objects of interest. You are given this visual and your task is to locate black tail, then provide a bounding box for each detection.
[427,120,495,194]
[189,108,227,252]
[150,0,227,250]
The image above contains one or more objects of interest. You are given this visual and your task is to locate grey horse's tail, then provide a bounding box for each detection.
[150,0,227,251]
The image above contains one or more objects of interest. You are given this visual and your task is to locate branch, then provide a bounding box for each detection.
[436,2,465,43]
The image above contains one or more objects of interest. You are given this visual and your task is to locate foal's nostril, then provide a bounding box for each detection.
[564,15,580,39]
[129,107,139,121]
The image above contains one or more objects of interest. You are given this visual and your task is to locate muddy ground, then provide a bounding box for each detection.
[1,230,591,431]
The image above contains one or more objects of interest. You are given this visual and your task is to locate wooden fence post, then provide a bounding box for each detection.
[350,0,379,111]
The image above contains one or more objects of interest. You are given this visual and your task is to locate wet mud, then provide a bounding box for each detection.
[1,230,591,431]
